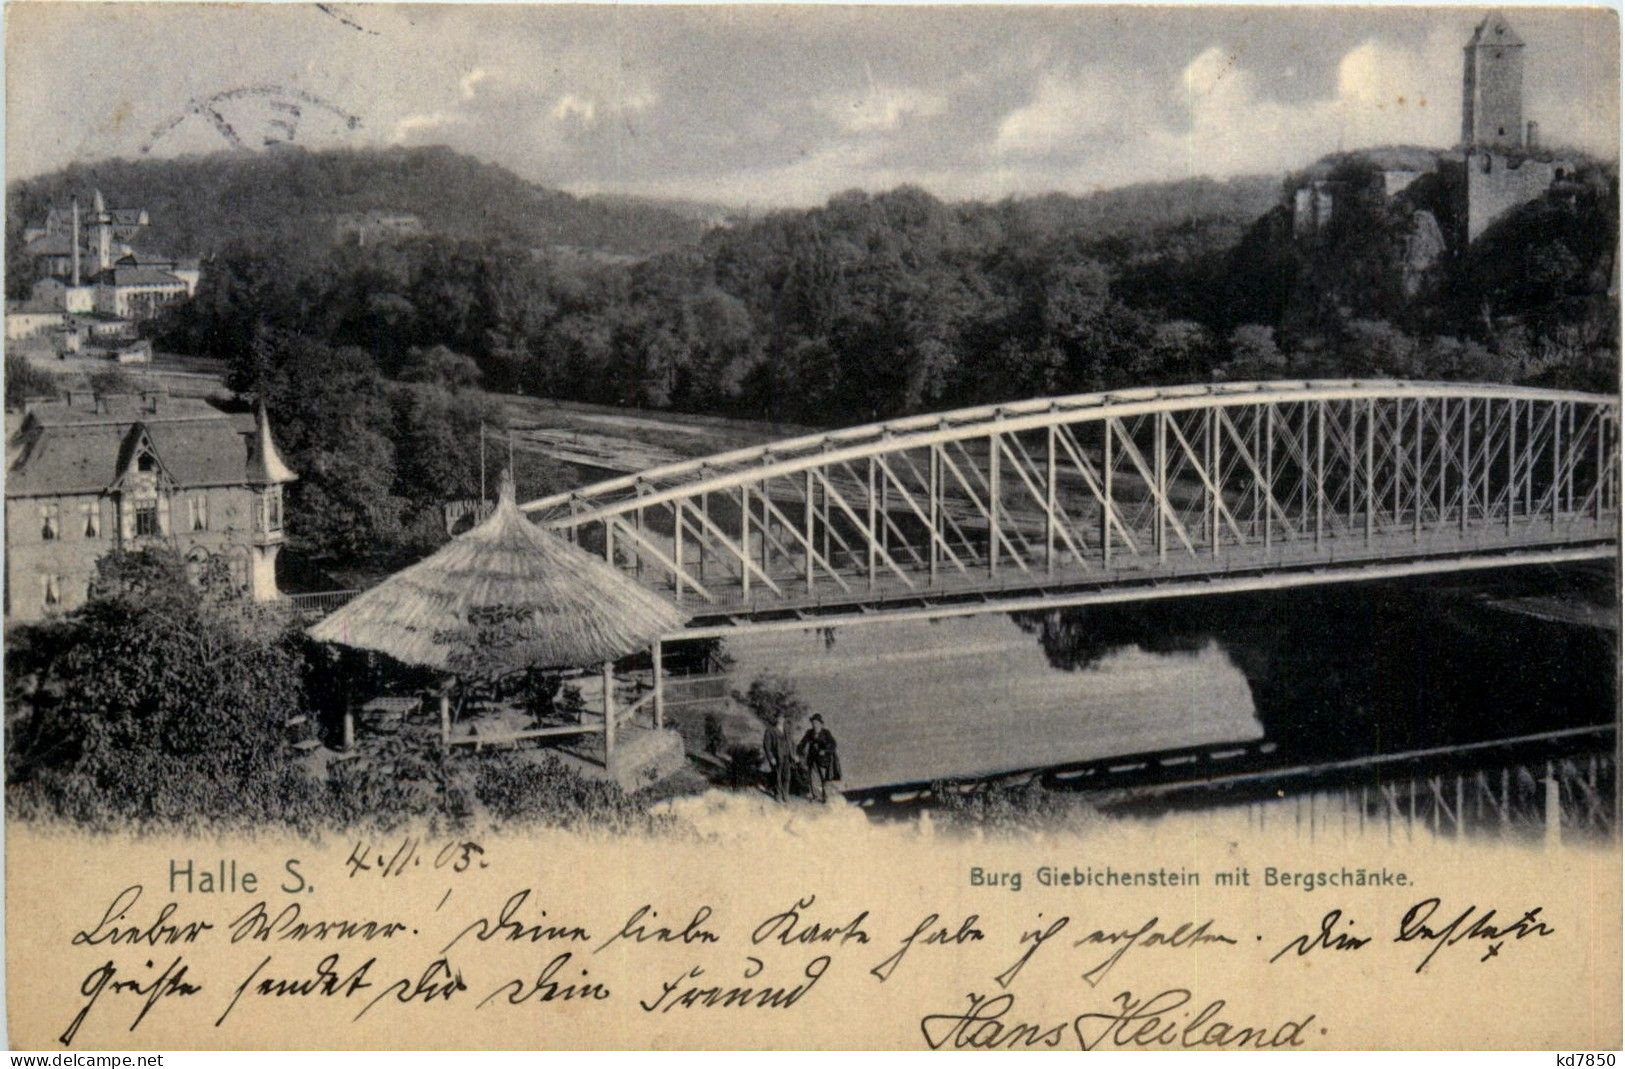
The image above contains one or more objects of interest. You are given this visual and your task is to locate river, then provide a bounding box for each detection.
[715,564,1617,792]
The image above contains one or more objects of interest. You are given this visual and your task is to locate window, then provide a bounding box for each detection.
[228,550,249,589]
[41,574,60,608]
[40,502,59,540]
[266,491,282,532]
[137,451,155,473]
[189,494,209,532]
[81,501,100,538]
[135,504,160,537]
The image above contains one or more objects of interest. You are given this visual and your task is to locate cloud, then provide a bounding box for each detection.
[1182,46,1250,102]
[994,67,1145,156]
[1332,34,1457,146]
[981,30,1470,194]
[1171,31,1461,177]
[391,111,460,143]
[6,6,1616,206]
[550,94,598,125]
[824,84,946,133]
[459,68,489,101]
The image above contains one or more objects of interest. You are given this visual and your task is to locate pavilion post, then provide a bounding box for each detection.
[652,639,665,731]
[343,709,355,751]
[439,691,451,749]
[603,660,616,759]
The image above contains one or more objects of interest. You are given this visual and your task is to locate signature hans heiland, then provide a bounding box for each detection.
[918,989,1318,1051]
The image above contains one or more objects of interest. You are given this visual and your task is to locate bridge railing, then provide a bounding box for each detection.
[284,589,359,618]
[524,381,1620,623]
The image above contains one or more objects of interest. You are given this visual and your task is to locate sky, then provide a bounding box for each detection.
[5,4,1620,206]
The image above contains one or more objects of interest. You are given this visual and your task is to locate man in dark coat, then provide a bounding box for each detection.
[762,712,794,802]
[797,714,841,803]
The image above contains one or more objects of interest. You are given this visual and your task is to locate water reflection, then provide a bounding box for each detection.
[1015,565,1615,764]
[718,565,1614,791]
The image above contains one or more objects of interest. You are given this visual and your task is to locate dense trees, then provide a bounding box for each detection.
[12,148,1618,573]
[125,149,1616,439]
[232,330,566,579]
[4,549,316,828]
[4,353,58,410]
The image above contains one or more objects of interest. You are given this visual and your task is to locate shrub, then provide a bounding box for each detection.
[471,752,678,835]
[5,549,313,831]
[4,353,60,411]
[734,673,808,726]
[317,726,460,834]
[928,778,1106,835]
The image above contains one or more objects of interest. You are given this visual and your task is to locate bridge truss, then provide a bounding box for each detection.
[524,381,1620,635]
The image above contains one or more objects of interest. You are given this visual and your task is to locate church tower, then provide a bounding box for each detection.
[1462,12,1526,149]
[89,189,114,274]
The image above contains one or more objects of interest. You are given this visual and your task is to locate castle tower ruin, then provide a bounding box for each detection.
[1462,12,1526,149]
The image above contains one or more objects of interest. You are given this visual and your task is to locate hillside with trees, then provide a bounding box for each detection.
[8,145,1616,578]
[113,147,1614,419]
[4,145,711,294]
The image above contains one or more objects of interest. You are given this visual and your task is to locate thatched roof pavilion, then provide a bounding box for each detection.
[309,473,685,672]
[308,473,687,757]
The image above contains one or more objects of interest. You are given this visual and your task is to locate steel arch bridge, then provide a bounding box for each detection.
[524,380,1620,637]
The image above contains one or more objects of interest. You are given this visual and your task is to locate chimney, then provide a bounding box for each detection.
[71,198,80,287]
[1525,120,1539,149]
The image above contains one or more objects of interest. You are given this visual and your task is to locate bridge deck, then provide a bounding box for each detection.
[612,513,1618,633]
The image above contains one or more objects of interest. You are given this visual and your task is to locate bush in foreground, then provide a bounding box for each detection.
[473,752,680,835]
[6,549,320,831]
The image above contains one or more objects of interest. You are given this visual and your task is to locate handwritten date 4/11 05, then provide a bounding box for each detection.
[345,837,488,879]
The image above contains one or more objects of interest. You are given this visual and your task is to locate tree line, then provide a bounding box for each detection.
[12,147,1617,576]
[150,157,1616,430]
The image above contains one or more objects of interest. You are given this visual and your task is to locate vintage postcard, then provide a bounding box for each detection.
[2,1,1620,1053]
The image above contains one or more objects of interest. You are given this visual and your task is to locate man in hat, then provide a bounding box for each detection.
[762,711,794,802]
[797,714,841,803]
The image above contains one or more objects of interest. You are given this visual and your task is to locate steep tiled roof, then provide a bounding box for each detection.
[6,397,297,498]
[110,266,186,288]
[24,234,74,257]
[44,206,147,228]
[118,251,181,269]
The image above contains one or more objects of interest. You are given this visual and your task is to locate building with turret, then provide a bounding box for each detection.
[3,392,297,621]
[23,191,199,325]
